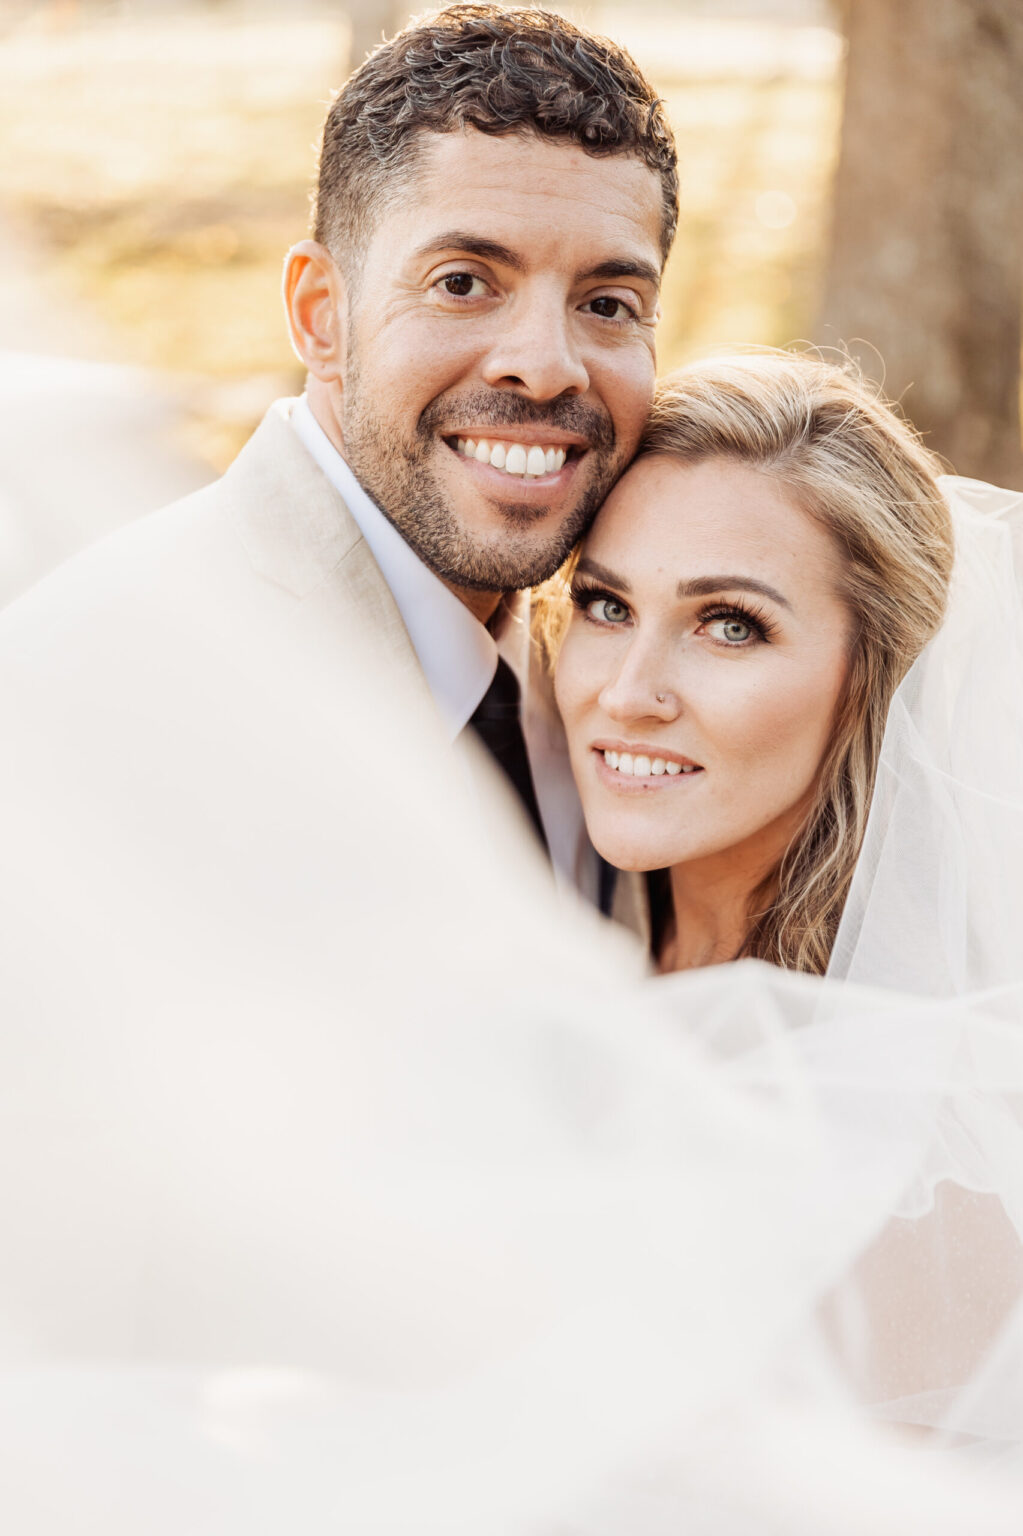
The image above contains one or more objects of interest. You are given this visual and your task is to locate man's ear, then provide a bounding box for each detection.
[282,240,348,382]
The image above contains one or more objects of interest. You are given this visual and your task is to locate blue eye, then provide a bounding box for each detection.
[570,582,632,626]
[708,616,753,644]
[587,596,630,624]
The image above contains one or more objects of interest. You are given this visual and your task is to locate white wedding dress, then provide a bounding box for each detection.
[0,478,1019,1530]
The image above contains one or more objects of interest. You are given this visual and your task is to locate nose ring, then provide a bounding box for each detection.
[656,692,667,703]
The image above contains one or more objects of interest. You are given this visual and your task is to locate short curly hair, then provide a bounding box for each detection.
[314,3,678,267]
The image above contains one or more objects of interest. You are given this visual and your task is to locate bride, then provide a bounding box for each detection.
[547,356,1023,1451]
[548,350,1023,991]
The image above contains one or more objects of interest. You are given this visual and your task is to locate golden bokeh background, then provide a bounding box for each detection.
[0,0,1019,582]
[0,1,843,470]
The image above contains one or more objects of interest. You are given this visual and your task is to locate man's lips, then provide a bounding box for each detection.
[444,432,585,485]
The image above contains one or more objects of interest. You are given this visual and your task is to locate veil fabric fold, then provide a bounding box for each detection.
[0,476,1021,1525]
[829,476,1023,996]
[678,476,1023,1448]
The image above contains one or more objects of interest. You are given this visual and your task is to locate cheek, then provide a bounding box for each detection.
[356,316,478,413]
[594,350,655,454]
[554,627,620,755]
[714,657,846,792]
[553,634,589,734]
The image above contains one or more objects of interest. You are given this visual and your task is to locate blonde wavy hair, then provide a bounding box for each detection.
[542,350,955,974]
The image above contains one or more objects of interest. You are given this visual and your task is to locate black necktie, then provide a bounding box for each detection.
[467,656,548,854]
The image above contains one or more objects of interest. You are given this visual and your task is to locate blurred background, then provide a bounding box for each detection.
[0,0,1020,604]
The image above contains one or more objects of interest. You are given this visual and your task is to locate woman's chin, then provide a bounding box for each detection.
[591,833,670,875]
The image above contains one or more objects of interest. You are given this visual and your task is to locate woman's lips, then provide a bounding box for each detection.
[592,745,704,790]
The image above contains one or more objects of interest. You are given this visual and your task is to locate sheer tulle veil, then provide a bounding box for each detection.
[0,474,1021,1526]
[830,475,1023,995]
[685,474,1023,1450]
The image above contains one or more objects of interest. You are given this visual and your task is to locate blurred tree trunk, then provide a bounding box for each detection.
[818,0,1023,487]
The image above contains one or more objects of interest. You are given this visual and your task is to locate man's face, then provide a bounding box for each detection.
[336,128,665,595]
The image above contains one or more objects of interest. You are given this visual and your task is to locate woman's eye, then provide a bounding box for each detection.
[585,296,636,322]
[707,616,754,645]
[439,272,488,299]
[587,596,630,624]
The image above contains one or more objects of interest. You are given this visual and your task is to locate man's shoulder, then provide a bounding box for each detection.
[0,398,426,721]
[0,399,370,650]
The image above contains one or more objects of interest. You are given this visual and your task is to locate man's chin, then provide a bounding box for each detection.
[438,438,597,525]
[430,526,579,593]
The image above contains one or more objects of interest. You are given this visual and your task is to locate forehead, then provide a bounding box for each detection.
[374,127,665,271]
[589,455,843,591]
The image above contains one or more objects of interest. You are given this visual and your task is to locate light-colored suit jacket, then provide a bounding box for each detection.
[0,398,647,940]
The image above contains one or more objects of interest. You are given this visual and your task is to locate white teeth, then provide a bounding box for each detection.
[604,751,697,778]
[454,437,571,478]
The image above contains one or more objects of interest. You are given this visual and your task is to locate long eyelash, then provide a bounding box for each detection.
[569,582,776,640]
[569,577,624,612]
[699,599,776,641]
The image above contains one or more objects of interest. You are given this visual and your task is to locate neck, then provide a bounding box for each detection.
[660,865,753,973]
[441,579,504,625]
[306,378,504,626]
[661,839,785,973]
[659,795,817,972]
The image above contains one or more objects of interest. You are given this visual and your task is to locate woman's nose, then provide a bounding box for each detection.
[597,643,681,723]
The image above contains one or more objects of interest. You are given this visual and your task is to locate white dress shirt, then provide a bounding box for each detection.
[289,397,596,898]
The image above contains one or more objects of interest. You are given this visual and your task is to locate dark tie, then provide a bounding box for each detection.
[467,656,548,854]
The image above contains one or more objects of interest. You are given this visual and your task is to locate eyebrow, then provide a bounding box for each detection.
[577,257,661,290]
[676,575,792,609]
[576,560,791,611]
[413,232,525,270]
[411,234,660,289]
[576,556,632,592]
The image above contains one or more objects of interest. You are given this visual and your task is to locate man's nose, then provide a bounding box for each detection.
[480,287,590,400]
[597,637,681,724]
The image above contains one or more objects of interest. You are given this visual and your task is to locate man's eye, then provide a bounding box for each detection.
[439,273,488,299]
[588,596,630,624]
[585,296,636,322]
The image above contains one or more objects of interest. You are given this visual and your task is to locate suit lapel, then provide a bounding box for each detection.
[222,400,427,696]
[219,401,651,946]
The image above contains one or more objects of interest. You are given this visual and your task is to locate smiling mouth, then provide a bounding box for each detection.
[599,748,703,779]
[447,435,579,480]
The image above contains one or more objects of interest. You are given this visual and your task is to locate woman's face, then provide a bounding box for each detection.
[554,454,853,876]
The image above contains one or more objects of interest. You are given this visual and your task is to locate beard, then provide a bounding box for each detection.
[340,365,625,593]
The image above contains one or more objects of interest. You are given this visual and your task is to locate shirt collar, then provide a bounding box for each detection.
[290,396,498,738]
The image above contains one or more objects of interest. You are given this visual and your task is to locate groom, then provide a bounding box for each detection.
[277,3,676,916]
[0,4,676,923]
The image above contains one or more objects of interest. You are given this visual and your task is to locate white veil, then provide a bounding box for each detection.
[829,475,1023,995]
[0,477,1022,1527]
[663,474,1023,1451]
